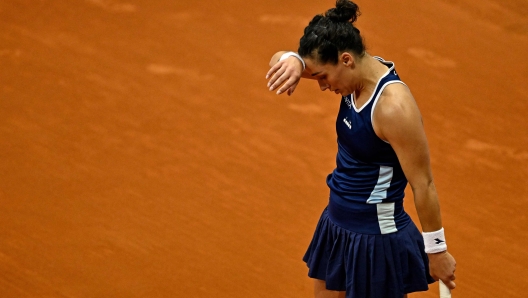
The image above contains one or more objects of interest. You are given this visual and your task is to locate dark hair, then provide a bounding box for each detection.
[298,0,365,64]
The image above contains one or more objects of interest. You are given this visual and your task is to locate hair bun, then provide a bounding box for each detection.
[326,0,360,23]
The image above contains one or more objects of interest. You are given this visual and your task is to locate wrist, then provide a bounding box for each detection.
[422,227,447,254]
[427,250,447,256]
[279,52,306,71]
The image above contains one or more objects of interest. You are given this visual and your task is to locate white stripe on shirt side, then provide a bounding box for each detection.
[377,202,398,234]
[366,165,393,204]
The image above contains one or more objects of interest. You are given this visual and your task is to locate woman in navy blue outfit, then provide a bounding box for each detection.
[266,1,456,297]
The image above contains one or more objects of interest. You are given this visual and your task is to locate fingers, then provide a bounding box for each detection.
[443,279,456,290]
[267,70,299,95]
[287,82,298,96]
[276,77,298,95]
[447,272,456,289]
[266,58,303,95]
[279,79,300,95]
[266,62,282,80]
[429,250,457,291]
[435,271,456,290]
[267,68,287,91]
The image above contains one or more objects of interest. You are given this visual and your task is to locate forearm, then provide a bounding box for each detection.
[416,184,455,286]
[412,181,443,232]
[269,51,289,67]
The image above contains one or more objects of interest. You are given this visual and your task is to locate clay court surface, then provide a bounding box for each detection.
[1,0,528,297]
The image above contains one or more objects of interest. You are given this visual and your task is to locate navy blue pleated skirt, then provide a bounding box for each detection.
[303,208,434,298]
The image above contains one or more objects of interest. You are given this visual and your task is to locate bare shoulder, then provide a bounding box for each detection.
[375,83,419,116]
[373,83,423,141]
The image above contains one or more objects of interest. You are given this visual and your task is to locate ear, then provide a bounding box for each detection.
[340,52,355,67]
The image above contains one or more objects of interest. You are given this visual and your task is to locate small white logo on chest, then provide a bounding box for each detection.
[343,117,352,129]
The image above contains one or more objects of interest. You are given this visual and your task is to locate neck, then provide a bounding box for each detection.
[353,54,389,103]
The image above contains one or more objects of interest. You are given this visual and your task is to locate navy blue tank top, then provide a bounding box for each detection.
[326,57,411,235]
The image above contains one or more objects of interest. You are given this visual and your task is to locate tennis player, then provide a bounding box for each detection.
[266,1,456,297]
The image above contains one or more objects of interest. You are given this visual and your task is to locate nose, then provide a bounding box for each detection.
[318,81,329,91]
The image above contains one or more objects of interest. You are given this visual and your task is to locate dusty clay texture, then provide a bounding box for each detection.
[1,0,527,297]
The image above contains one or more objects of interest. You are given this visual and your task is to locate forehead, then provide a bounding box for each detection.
[304,58,337,76]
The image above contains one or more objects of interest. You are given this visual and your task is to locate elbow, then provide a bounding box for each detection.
[410,178,435,193]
